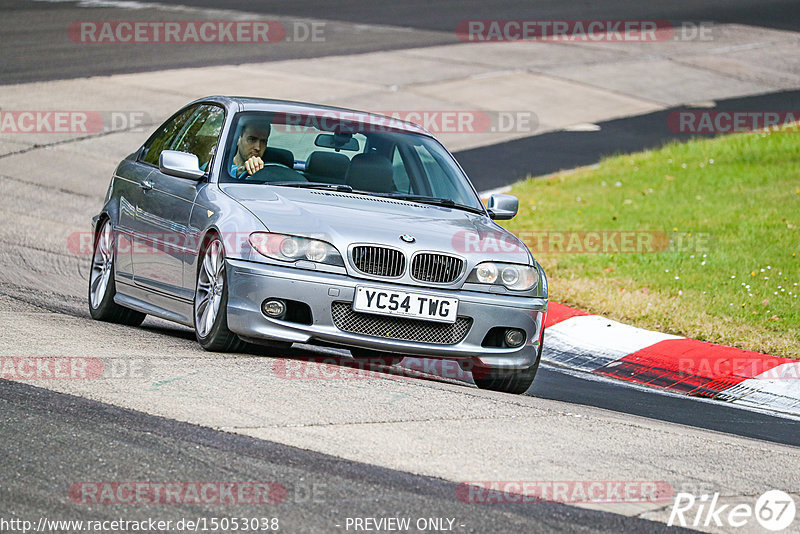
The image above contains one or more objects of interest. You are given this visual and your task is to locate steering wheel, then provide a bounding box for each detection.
[247,163,306,184]
[236,162,292,180]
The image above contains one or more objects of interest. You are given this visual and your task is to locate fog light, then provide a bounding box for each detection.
[504,328,525,348]
[262,299,286,318]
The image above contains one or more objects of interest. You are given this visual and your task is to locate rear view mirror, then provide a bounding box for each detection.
[159,150,204,180]
[314,133,359,151]
[487,194,519,220]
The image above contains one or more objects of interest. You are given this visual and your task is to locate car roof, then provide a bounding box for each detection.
[194,95,433,137]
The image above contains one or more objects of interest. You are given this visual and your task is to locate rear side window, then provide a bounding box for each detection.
[140,106,197,166]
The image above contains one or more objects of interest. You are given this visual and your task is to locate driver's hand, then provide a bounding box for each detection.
[243,155,264,175]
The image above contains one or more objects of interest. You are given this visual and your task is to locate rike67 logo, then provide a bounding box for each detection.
[668,490,796,531]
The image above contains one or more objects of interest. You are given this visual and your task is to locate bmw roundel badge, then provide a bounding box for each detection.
[400,234,416,243]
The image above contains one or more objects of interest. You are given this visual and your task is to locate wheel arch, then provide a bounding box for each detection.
[93,212,110,237]
[196,227,223,271]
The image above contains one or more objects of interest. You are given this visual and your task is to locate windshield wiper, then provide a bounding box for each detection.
[380,193,486,215]
[267,181,353,193]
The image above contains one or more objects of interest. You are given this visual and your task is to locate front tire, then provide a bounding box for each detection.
[473,331,544,394]
[194,236,246,352]
[472,364,539,394]
[88,219,146,326]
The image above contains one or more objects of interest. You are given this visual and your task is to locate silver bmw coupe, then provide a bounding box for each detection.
[89,96,548,394]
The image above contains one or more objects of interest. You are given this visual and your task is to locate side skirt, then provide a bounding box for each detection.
[115,280,194,327]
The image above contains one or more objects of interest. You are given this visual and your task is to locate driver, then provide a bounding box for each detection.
[231,119,271,177]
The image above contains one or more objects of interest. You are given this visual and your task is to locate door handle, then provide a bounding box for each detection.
[140,179,154,191]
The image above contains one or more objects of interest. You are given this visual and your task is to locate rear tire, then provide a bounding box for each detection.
[88,219,146,326]
[194,236,246,352]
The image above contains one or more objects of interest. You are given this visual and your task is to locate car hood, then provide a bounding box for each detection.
[220,184,532,264]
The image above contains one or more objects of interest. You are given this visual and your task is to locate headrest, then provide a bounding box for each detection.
[306,151,350,181]
[263,147,294,168]
[345,153,395,193]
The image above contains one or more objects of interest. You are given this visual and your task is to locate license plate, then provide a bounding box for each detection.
[353,286,459,324]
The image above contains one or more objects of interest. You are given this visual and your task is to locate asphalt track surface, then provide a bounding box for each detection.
[2,1,800,532]
[0,379,695,534]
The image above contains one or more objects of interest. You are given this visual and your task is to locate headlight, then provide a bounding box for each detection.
[305,240,328,262]
[467,262,538,291]
[280,238,301,258]
[475,262,499,284]
[249,232,344,266]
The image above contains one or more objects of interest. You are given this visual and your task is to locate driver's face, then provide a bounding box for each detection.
[237,125,269,160]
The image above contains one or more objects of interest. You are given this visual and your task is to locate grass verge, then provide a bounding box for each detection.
[503,126,800,357]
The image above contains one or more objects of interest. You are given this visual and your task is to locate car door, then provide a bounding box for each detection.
[111,158,155,283]
[131,104,224,300]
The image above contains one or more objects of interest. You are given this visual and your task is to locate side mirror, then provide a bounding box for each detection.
[159,150,204,180]
[487,194,519,220]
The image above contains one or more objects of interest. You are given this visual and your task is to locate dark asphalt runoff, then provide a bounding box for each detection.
[0,379,696,534]
[456,89,800,191]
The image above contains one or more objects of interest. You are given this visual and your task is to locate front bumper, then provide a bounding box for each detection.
[226,258,547,369]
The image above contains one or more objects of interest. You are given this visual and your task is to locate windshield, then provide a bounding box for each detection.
[220,111,484,211]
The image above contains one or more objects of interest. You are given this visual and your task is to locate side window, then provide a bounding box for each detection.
[391,146,411,193]
[172,105,226,170]
[140,106,197,166]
